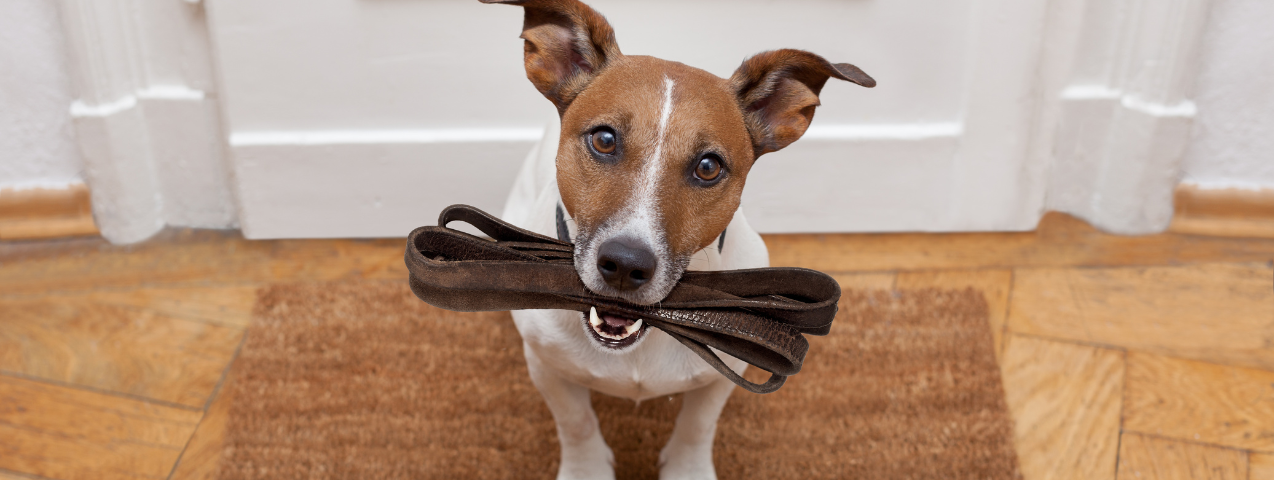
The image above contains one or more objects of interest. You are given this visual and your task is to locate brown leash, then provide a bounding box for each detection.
[404,205,840,393]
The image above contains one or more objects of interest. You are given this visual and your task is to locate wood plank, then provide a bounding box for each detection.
[0,229,407,296]
[0,374,201,480]
[1172,184,1274,228]
[0,298,243,408]
[1007,262,1274,371]
[1250,453,1274,480]
[1124,352,1274,452]
[87,285,259,328]
[0,183,99,241]
[1116,433,1248,480]
[0,183,94,220]
[170,372,236,480]
[896,269,1012,360]
[0,470,41,480]
[0,215,99,241]
[1171,216,1274,240]
[6,209,1274,294]
[831,272,896,290]
[20,285,261,328]
[1000,334,1123,480]
[764,211,1274,272]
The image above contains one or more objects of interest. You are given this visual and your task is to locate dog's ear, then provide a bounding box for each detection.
[729,49,875,157]
[481,0,621,114]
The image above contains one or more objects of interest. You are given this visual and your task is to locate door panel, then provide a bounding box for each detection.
[205,0,1045,238]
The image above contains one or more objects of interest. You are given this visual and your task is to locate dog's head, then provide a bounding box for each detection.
[484,0,873,347]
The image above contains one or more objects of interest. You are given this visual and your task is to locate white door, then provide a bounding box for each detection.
[202,0,1209,238]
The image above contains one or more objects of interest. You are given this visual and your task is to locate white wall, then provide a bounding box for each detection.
[1181,0,1274,191]
[0,0,82,190]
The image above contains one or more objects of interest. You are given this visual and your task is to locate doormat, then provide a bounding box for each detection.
[216,280,1019,479]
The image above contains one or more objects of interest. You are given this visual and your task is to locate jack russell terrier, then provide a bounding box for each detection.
[489,0,875,478]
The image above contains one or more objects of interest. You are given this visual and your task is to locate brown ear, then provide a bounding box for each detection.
[729,49,875,157]
[481,0,621,114]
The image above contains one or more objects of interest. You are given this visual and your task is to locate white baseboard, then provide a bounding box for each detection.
[742,133,963,233]
[231,137,537,239]
[228,123,982,238]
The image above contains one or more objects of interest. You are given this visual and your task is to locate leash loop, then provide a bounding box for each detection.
[406,204,840,393]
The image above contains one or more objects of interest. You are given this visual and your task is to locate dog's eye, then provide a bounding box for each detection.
[589,128,617,155]
[694,154,722,182]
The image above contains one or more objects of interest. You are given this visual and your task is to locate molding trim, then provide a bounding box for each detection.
[56,0,234,244]
[799,123,962,141]
[228,123,967,238]
[1169,183,1274,238]
[1043,0,1215,235]
[69,85,207,118]
[1059,85,1199,118]
[229,128,546,147]
[226,123,965,148]
[0,183,100,240]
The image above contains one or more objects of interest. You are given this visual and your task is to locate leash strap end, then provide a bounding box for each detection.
[666,330,787,394]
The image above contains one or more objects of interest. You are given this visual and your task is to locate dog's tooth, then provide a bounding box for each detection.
[625,318,642,336]
[589,307,602,328]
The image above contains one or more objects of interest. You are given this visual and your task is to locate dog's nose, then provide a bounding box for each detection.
[596,238,656,291]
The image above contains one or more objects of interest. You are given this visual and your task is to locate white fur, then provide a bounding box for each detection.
[502,121,771,480]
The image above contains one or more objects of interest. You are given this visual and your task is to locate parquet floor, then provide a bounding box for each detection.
[1,212,1272,479]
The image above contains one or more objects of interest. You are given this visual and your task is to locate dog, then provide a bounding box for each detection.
[490,1,875,478]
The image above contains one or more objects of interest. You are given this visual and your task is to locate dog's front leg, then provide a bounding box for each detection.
[524,346,615,480]
[658,376,737,480]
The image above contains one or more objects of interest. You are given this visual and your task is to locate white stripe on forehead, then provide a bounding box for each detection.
[631,76,676,218]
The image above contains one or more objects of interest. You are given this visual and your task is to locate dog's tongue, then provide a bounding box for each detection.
[602,313,636,328]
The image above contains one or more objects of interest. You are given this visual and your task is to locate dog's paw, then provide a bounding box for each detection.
[557,437,615,480]
[658,442,717,480]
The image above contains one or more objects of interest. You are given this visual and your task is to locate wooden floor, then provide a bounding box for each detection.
[1,212,1272,480]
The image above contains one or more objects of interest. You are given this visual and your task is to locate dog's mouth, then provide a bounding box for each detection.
[582,306,651,349]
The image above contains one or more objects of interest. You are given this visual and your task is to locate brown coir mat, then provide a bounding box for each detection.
[216,280,1020,479]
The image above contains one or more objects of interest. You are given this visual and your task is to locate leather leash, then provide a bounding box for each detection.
[404,205,841,394]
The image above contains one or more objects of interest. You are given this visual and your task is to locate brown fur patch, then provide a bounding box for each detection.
[485,0,622,113]
[557,56,754,258]
[729,49,875,155]
[491,1,875,277]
